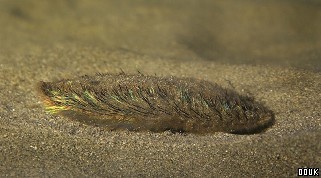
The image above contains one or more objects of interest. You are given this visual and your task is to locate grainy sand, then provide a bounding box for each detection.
[0,1,320,177]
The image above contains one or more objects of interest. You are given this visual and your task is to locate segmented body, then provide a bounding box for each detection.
[39,73,274,134]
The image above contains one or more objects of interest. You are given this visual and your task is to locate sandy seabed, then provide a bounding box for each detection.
[0,0,320,177]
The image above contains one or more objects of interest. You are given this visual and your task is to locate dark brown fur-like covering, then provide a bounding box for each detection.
[39,73,274,134]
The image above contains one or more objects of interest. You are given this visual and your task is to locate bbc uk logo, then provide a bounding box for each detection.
[297,168,319,176]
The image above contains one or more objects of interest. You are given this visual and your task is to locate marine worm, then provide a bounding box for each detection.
[38,73,274,134]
